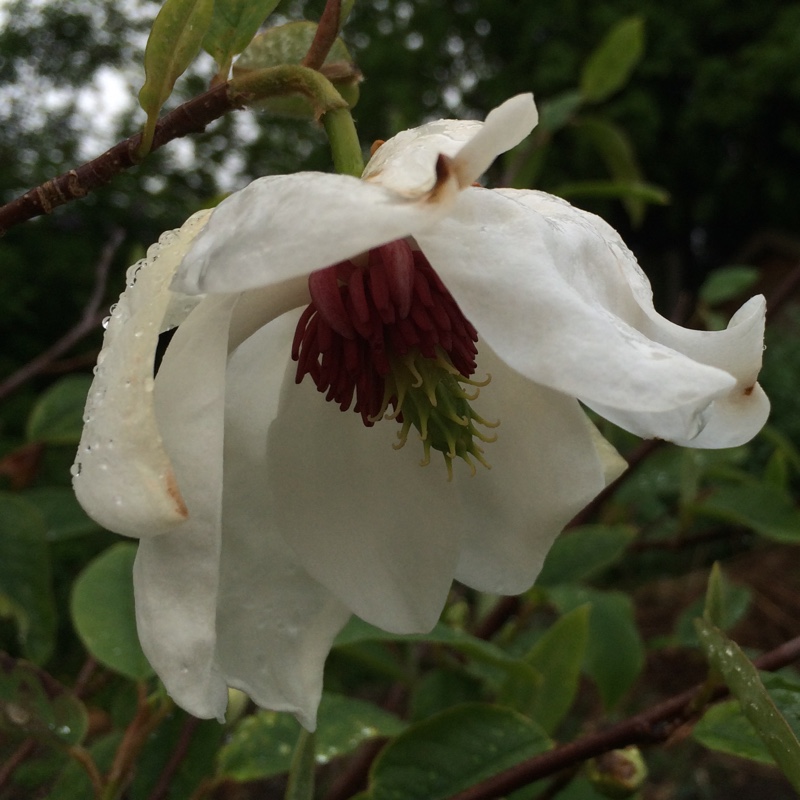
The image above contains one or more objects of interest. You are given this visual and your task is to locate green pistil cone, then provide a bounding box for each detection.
[386,350,497,478]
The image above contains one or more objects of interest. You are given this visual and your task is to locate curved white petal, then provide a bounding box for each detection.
[363,94,538,193]
[416,189,765,446]
[134,293,239,721]
[216,313,350,730]
[453,345,614,594]
[450,94,538,188]
[174,173,459,296]
[73,210,212,538]
[266,349,464,634]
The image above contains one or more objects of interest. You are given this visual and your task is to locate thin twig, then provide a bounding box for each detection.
[445,634,800,800]
[68,745,105,798]
[0,228,123,402]
[302,0,342,70]
[0,84,233,234]
[147,715,202,800]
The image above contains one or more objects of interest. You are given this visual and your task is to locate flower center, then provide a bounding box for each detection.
[291,239,497,477]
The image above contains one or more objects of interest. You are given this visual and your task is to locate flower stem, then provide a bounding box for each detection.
[323,107,364,177]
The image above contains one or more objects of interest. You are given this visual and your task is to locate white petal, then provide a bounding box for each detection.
[363,95,538,194]
[266,339,463,634]
[453,345,612,594]
[450,94,538,188]
[134,293,238,721]
[73,209,212,538]
[416,189,764,446]
[216,314,350,730]
[174,173,459,296]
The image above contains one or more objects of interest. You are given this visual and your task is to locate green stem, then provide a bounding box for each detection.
[284,728,316,800]
[323,107,365,177]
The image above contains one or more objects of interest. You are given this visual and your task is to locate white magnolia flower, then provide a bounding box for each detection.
[73,94,769,728]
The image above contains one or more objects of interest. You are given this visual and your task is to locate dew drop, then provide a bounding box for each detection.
[101,316,111,329]
[70,461,82,477]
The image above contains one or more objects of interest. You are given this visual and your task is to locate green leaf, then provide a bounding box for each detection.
[367,704,550,800]
[233,21,359,117]
[693,482,800,543]
[572,116,649,224]
[580,16,645,103]
[0,492,56,663]
[130,712,224,800]
[699,266,760,306]
[71,543,153,681]
[674,580,750,648]
[549,587,644,709]
[695,620,800,791]
[218,693,405,782]
[537,90,583,133]
[0,652,88,747]
[26,375,92,445]
[21,487,101,542]
[525,605,590,733]
[555,179,669,205]
[536,525,636,587]
[703,562,726,629]
[694,673,800,767]
[138,0,215,153]
[202,0,282,74]
[50,731,122,799]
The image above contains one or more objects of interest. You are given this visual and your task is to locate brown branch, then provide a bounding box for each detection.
[0,84,234,235]
[445,634,800,800]
[0,228,123,402]
[302,0,342,70]
[766,260,800,320]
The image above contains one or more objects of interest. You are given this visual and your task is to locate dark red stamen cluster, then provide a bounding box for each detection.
[291,239,479,425]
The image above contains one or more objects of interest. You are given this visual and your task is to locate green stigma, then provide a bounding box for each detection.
[377,348,499,480]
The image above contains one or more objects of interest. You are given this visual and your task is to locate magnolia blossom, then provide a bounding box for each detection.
[73,94,768,728]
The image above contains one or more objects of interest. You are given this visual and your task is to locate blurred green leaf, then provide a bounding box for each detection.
[49,731,122,799]
[674,577,750,648]
[409,668,485,721]
[286,728,315,800]
[0,652,88,747]
[21,487,100,542]
[218,693,405,781]
[203,0,281,73]
[367,704,550,800]
[537,90,583,133]
[699,266,760,306]
[572,116,649,224]
[26,375,92,446]
[695,620,800,791]
[549,587,644,709]
[693,482,800,543]
[138,0,215,153]
[71,543,153,681]
[525,605,590,734]
[694,673,800,767]
[536,525,636,587]
[233,21,359,116]
[580,16,645,103]
[130,712,223,800]
[703,562,726,629]
[0,492,56,663]
[555,179,669,205]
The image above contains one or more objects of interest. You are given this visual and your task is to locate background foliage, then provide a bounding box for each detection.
[1,1,800,798]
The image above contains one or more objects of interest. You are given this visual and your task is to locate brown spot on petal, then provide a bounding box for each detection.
[427,154,456,204]
[166,471,189,519]
[743,385,755,396]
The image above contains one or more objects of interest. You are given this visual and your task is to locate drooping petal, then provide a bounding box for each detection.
[452,345,618,594]
[266,336,464,634]
[363,94,538,194]
[174,172,460,296]
[216,314,351,730]
[73,209,211,538]
[134,293,239,721]
[416,189,766,446]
